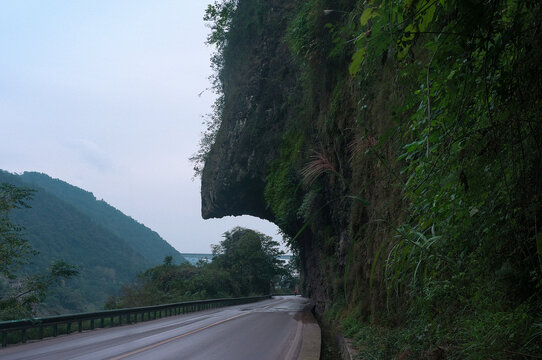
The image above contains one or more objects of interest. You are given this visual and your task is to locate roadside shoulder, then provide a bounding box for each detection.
[297,303,321,360]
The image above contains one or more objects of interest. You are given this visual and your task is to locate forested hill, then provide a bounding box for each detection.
[0,170,185,315]
[199,0,542,357]
[18,171,185,265]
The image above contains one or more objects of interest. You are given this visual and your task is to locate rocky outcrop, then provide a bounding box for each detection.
[200,0,403,318]
[199,0,542,356]
[201,0,297,221]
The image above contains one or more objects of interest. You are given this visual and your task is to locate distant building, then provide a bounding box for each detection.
[181,253,213,265]
[181,254,292,266]
[277,255,292,263]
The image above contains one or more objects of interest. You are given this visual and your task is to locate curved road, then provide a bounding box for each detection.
[1,296,320,360]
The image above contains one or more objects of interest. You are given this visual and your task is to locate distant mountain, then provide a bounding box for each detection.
[0,170,185,315]
[18,172,185,265]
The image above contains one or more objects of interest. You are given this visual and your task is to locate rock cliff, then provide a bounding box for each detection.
[201,0,297,221]
[200,0,542,356]
[200,0,405,314]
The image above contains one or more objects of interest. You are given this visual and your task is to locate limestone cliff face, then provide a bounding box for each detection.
[199,1,542,356]
[200,0,404,316]
[201,0,296,221]
[200,0,335,312]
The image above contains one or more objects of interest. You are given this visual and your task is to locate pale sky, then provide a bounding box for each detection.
[0,1,284,254]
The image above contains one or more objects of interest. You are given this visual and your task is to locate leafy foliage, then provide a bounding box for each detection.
[190,1,237,177]
[212,227,285,295]
[342,0,542,357]
[0,183,35,278]
[204,0,238,52]
[264,132,305,233]
[200,0,542,356]
[189,96,224,177]
[107,228,294,308]
[0,183,78,320]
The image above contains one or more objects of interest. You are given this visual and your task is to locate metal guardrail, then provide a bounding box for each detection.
[0,295,271,348]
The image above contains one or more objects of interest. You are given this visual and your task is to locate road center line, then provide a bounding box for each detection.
[108,312,251,360]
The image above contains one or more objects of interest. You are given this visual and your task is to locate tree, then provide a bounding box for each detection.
[0,183,78,320]
[106,227,292,308]
[211,227,285,295]
[203,0,238,51]
[0,184,36,278]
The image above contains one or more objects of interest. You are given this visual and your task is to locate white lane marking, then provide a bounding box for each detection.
[108,312,250,360]
[107,299,288,360]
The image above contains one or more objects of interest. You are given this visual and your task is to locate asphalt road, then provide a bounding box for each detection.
[1,296,320,360]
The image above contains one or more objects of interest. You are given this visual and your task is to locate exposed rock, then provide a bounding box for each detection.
[201,0,297,221]
[200,0,402,319]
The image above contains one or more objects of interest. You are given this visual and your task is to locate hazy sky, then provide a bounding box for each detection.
[0,1,284,254]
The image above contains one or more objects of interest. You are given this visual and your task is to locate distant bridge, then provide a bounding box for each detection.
[181,253,292,266]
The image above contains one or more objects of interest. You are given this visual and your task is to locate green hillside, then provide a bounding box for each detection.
[18,171,185,265]
[0,170,184,315]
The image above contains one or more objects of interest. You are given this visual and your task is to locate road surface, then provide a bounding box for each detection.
[1,296,320,360]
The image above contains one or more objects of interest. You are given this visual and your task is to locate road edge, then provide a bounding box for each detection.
[297,305,321,360]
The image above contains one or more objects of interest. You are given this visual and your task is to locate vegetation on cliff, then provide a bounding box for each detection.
[335,0,542,357]
[200,0,542,357]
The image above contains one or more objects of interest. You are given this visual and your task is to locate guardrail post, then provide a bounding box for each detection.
[67,322,71,334]
[53,324,57,337]
[90,319,95,330]
[38,326,43,339]
[1,330,6,348]
[100,317,104,328]
[78,320,82,332]
[21,329,26,343]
